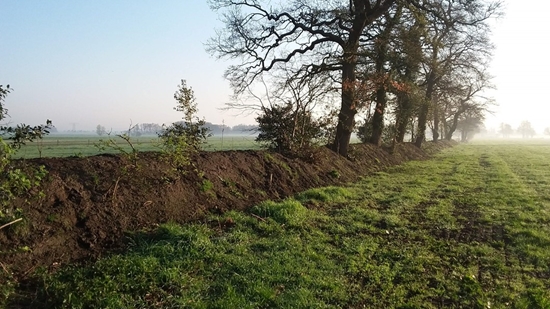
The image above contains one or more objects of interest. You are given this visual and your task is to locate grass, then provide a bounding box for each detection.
[4,143,550,308]
[13,134,261,159]
[13,134,363,159]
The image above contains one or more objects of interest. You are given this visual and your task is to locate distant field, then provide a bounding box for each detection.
[13,134,363,159]
[13,134,261,159]
[13,134,550,159]
[16,143,549,308]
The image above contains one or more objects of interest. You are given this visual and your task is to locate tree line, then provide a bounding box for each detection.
[499,121,544,139]
[207,0,501,156]
[96,122,258,137]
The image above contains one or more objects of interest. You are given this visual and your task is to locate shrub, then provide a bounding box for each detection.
[0,85,51,223]
[159,80,210,171]
[256,102,322,155]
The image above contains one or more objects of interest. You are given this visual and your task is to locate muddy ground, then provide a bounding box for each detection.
[0,142,453,282]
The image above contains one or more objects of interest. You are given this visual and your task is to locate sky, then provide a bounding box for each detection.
[0,0,548,133]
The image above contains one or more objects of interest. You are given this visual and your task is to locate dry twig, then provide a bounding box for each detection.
[0,218,23,230]
[251,213,266,222]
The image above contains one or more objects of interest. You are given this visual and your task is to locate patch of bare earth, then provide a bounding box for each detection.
[0,142,453,282]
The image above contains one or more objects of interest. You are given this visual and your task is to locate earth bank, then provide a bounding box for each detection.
[0,141,453,281]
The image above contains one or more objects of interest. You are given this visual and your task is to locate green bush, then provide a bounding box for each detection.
[158,80,210,171]
[0,85,50,222]
[256,102,321,155]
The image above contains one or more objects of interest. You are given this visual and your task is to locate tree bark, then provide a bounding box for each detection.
[415,71,436,147]
[445,105,467,140]
[432,102,440,141]
[331,60,357,156]
[445,112,460,140]
[395,94,411,143]
[370,87,387,146]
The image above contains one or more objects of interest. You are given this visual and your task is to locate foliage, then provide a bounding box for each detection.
[158,80,210,171]
[317,108,339,146]
[255,102,321,155]
[94,124,140,167]
[0,85,51,222]
[200,179,214,193]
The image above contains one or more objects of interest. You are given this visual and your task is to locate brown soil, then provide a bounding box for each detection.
[0,141,453,281]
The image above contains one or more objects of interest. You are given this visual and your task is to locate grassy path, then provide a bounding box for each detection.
[5,144,550,308]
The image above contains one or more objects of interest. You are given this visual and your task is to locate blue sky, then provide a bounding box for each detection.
[1,0,549,133]
[1,0,234,131]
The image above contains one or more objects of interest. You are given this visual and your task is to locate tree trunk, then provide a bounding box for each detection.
[461,130,468,142]
[432,103,440,142]
[330,1,397,156]
[369,13,395,147]
[395,65,415,143]
[331,61,357,157]
[370,87,387,146]
[395,94,411,143]
[415,104,428,147]
[445,107,465,141]
[445,110,461,140]
[415,71,436,148]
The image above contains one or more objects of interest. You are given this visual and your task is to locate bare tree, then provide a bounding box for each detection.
[391,4,425,143]
[413,0,500,147]
[438,68,494,140]
[499,123,513,138]
[96,124,107,136]
[517,121,536,139]
[208,0,397,156]
[457,109,485,142]
[366,5,405,146]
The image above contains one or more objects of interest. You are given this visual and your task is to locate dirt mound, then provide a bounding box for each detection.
[0,141,454,280]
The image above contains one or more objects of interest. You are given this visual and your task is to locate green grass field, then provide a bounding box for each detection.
[5,143,550,308]
[13,134,261,158]
[12,134,366,159]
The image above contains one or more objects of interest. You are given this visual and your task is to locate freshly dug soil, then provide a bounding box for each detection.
[0,141,453,281]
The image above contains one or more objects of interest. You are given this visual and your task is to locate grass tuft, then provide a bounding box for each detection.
[250,199,307,226]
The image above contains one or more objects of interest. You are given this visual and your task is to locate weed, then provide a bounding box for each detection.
[328,169,340,179]
[46,214,58,223]
[94,124,140,168]
[200,179,214,192]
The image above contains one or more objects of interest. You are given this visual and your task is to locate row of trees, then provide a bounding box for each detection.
[208,0,501,156]
[499,121,537,139]
[96,122,257,136]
